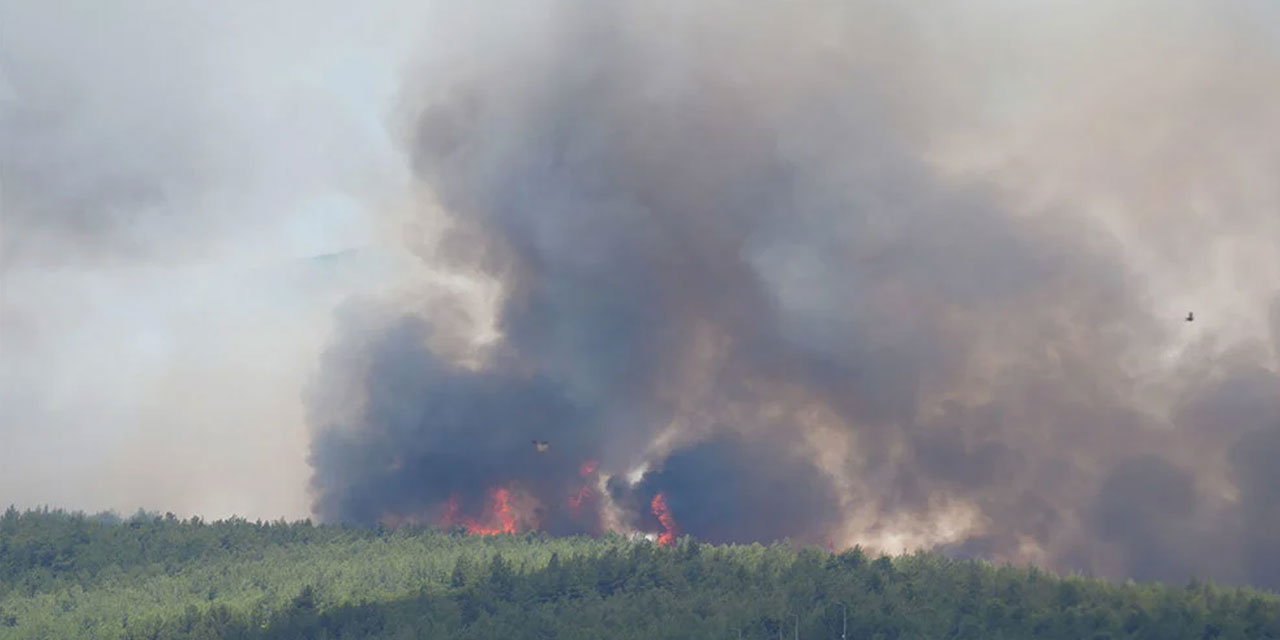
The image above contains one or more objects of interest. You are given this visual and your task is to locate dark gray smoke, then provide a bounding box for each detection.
[1231,424,1280,588]
[614,433,844,545]
[307,0,1280,588]
[1093,456,1201,583]
[309,312,607,533]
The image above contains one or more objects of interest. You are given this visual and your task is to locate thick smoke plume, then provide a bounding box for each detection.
[304,0,1280,588]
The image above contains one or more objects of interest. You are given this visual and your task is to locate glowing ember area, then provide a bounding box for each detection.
[568,459,601,511]
[441,487,520,536]
[650,492,680,546]
[568,485,593,510]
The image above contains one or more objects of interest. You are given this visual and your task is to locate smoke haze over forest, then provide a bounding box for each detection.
[3,0,1279,589]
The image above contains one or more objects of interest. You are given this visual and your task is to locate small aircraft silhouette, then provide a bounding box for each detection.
[532,440,550,452]
[1186,312,1195,322]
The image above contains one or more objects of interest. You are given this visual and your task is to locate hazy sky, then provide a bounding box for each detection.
[1,0,434,519]
[2,0,1279,586]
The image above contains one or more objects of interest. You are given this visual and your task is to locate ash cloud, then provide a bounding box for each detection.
[307,0,1280,588]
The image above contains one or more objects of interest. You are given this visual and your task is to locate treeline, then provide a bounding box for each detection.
[1,507,1277,639]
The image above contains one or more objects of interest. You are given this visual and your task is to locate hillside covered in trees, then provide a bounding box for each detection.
[1,508,1277,639]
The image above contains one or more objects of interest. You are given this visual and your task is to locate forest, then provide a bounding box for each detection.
[1,507,1277,639]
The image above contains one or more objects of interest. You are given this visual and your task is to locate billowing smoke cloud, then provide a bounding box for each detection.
[307,0,1280,588]
[6,0,1275,590]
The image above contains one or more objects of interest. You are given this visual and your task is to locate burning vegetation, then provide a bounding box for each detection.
[370,454,688,544]
[440,488,521,536]
[650,492,680,546]
[424,459,621,538]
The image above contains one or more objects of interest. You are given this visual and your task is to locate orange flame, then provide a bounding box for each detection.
[441,487,519,536]
[650,492,679,546]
